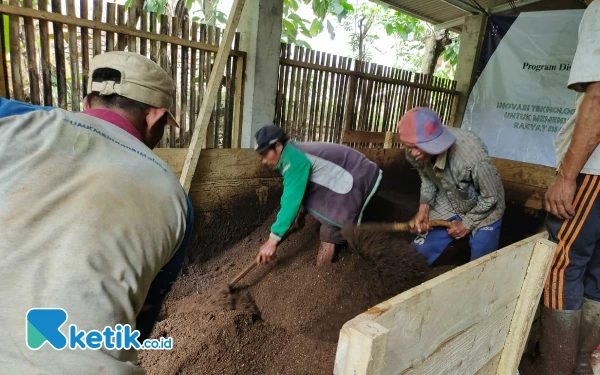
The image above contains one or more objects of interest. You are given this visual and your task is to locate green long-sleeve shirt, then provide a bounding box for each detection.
[270,143,311,241]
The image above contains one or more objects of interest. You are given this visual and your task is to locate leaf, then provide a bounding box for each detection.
[185,0,194,12]
[339,0,353,11]
[295,39,312,49]
[216,11,228,24]
[282,19,297,31]
[124,0,133,8]
[401,31,408,40]
[326,19,335,39]
[287,0,299,11]
[309,18,323,37]
[192,16,200,22]
[385,23,394,35]
[312,0,328,19]
[336,9,348,23]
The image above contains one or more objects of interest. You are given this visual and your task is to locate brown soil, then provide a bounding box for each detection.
[139,185,545,375]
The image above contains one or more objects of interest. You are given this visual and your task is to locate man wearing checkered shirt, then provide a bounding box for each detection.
[397,107,506,265]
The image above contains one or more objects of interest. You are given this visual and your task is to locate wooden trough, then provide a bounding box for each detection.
[334,232,556,375]
[153,142,557,375]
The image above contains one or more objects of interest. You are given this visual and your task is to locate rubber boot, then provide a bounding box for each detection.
[574,298,600,375]
[316,242,335,266]
[520,306,581,375]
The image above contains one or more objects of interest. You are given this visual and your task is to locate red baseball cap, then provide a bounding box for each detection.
[398,107,456,155]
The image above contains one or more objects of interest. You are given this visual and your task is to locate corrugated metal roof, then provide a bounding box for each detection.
[376,0,528,27]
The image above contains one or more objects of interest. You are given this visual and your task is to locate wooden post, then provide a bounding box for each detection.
[179,0,247,193]
[0,14,8,98]
[453,14,487,127]
[8,0,23,101]
[67,0,80,110]
[343,62,358,132]
[497,238,556,374]
[383,131,393,149]
[232,54,245,148]
[23,0,40,104]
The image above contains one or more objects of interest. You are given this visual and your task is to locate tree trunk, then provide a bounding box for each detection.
[421,29,451,75]
[203,0,218,26]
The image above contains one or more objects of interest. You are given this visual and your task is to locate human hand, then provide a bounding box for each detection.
[544,174,576,219]
[256,238,278,264]
[447,220,470,239]
[413,204,430,233]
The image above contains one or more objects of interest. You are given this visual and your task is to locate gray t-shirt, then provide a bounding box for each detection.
[555,0,600,174]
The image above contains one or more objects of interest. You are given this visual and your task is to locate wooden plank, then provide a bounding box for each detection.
[181,16,190,147]
[66,0,80,110]
[140,10,148,56]
[8,0,24,101]
[492,158,555,189]
[116,5,126,51]
[335,318,389,375]
[38,0,53,105]
[188,177,281,212]
[342,130,400,145]
[170,16,178,148]
[190,21,199,140]
[475,352,502,375]
[51,0,67,108]
[127,6,137,52]
[80,0,90,97]
[157,16,170,147]
[149,11,158,62]
[280,57,457,95]
[23,0,40,104]
[334,232,549,375]
[215,27,222,146]
[333,57,349,143]
[231,54,244,148]
[0,4,246,57]
[92,0,102,56]
[0,12,8,98]
[179,0,248,193]
[497,238,556,374]
[205,26,216,148]
[106,2,115,52]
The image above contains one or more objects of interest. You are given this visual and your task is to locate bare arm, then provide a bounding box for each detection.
[545,82,600,218]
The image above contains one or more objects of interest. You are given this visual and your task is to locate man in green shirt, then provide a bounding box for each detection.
[253,125,382,266]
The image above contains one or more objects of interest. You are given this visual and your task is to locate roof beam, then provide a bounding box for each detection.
[434,0,543,30]
[370,0,442,25]
[441,0,482,14]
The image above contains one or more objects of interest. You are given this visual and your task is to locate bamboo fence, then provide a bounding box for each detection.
[0,1,245,148]
[275,43,459,147]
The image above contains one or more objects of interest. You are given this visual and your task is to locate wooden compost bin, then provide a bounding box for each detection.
[153,144,558,375]
[334,232,556,375]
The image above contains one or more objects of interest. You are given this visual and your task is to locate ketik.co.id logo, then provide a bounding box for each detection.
[26,308,173,350]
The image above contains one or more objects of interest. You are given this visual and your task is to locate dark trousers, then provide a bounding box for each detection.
[545,173,600,311]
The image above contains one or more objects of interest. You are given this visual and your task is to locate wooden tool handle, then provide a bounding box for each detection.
[228,261,257,287]
[388,219,453,231]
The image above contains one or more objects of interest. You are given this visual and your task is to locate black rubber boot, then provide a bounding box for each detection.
[520,306,581,375]
[574,298,600,375]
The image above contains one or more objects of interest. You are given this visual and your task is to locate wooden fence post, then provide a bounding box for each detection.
[383,131,393,149]
[343,61,358,132]
[0,13,10,98]
[180,0,246,193]
[232,54,245,148]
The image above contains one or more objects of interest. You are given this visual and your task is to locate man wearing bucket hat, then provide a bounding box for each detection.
[0,51,193,374]
[397,107,505,265]
[252,124,382,265]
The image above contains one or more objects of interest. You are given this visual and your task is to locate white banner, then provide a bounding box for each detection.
[461,10,584,167]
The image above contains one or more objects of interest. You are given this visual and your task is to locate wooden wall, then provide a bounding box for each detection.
[153,147,556,213]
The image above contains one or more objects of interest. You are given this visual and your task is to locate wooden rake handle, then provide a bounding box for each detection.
[353,219,454,232]
[391,219,454,231]
[228,261,257,288]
